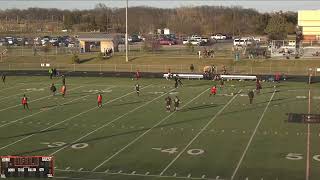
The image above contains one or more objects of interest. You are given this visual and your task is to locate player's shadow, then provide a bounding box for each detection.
[179,104,222,112]
[78,115,212,144]
[0,128,64,139]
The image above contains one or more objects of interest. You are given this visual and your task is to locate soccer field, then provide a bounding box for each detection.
[0,76,319,180]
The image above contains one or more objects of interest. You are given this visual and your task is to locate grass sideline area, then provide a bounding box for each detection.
[1,54,320,75]
[0,76,319,180]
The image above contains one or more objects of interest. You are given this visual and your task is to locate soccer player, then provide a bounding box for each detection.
[219,78,224,89]
[135,83,140,96]
[50,83,57,96]
[21,94,29,110]
[165,96,172,112]
[61,85,66,97]
[248,90,254,104]
[135,70,141,80]
[1,73,6,84]
[174,75,179,88]
[177,75,183,87]
[209,85,217,96]
[256,79,262,94]
[174,96,180,111]
[97,93,102,108]
[275,72,280,83]
[62,75,66,85]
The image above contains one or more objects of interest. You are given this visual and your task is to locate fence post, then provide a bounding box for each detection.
[287,67,290,75]
[250,66,253,74]
[233,65,236,73]
[73,64,76,72]
[130,64,133,72]
[114,64,117,72]
[99,64,102,72]
[180,64,182,73]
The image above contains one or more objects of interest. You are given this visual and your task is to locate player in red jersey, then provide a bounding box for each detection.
[209,85,217,96]
[256,78,262,94]
[135,70,141,80]
[61,85,66,97]
[97,93,103,108]
[21,94,29,110]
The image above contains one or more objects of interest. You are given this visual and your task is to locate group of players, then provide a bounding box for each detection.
[0,69,270,111]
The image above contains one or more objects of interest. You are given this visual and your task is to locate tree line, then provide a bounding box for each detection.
[0,4,298,39]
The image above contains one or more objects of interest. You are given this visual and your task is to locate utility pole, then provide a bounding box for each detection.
[125,0,129,62]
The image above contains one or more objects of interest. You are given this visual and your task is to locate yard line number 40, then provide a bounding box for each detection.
[152,147,204,156]
[286,153,320,162]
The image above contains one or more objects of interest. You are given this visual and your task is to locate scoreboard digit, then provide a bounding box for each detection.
[0,156,54,178]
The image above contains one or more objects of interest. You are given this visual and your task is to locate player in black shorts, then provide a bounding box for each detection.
[165,96,172,112]
[62,75,66,85]
[174,96,180,111]
[50,83,57,96]
[1,73,6,84]
[135,83,140,96]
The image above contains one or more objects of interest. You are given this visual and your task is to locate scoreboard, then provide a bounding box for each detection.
[0,156,54,178]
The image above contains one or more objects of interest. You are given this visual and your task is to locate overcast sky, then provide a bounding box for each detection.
[0,0,320,12]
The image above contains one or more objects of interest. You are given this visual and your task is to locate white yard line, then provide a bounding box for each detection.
[49,87,175,156]
[0,83,26,93]
[306,89,311,180]
[159,90,242,176]
[0,85,152,151]
[0,85,84,112]
[92,87,209,172]
[0,86,115,128]
[230,90,276,180]
[56,169,216,180]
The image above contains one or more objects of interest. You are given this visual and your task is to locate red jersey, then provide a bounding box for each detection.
[61,86,66,93]
[21,97,27,104]
[136,71,140,78]
[211,87,217,94]
[97,95,102,102]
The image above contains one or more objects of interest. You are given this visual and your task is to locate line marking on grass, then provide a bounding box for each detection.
[0,89,96,128]
[0,85,152,151]
[49,87,174,156]
[230,90,276,180]
[56,168,217,180]
[54,176,103,180]
[92,87,209,172]
[0,83,25,93]
[306,89,311,180]
[160,90,242,176]
[0,85,85,112]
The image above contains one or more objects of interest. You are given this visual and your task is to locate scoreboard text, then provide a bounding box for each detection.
[0,156,54,178]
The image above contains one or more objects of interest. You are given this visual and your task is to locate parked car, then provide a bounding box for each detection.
[159,38,176,45]
[211,34,227,40]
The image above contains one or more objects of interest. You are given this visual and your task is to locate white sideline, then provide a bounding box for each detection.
[0,85,152,151]
[56,168,217,180]
[0,85,84,112]
[160,89,242,175]
[0,86,115,128]
[230,90,276,180]
[49,88,175,156]
[92,87,209,172]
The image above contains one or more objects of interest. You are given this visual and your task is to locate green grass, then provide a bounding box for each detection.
[0,76,319,180]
